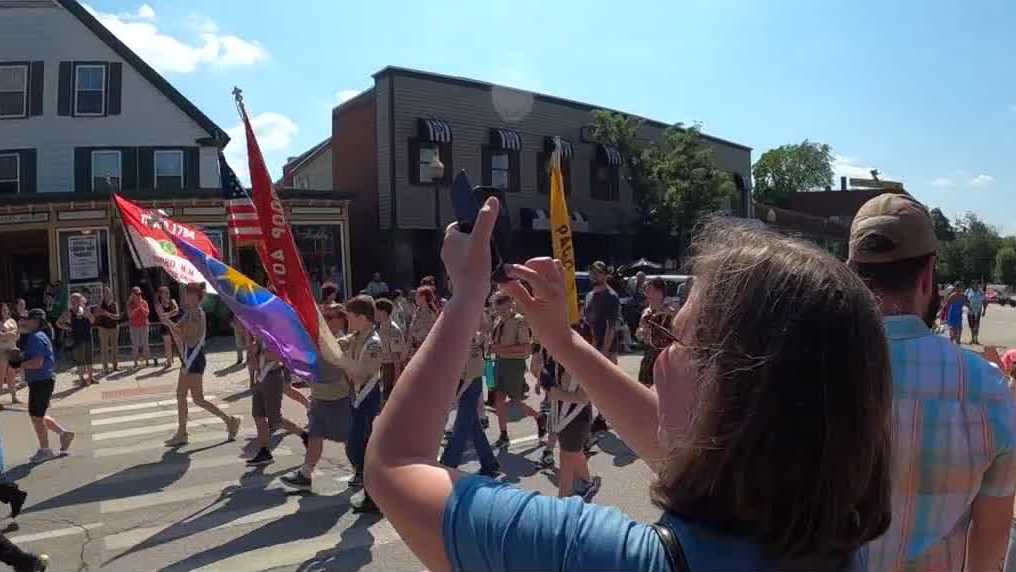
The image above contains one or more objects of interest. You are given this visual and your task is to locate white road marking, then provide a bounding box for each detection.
[96,448,295,481]
[92,417,233,441]
[92,404,231,426]
[93,430,256,458]
[90,396,218,415]
[9,522,103,544]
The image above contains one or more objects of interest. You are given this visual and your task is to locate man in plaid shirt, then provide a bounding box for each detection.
[849,194,1016,571]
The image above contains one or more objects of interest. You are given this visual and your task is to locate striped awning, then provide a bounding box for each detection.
[490,128,523,151]
[544,136,574,159]
[417,118,452,143]
[522,207,589,233]
[598,144,622,166]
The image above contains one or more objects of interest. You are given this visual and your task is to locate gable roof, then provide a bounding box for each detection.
[283,137,331,175]
[55,0,229,145]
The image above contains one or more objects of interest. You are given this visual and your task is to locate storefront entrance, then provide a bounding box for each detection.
[0,229,50,306]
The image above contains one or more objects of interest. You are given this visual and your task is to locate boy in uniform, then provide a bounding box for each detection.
[489,293,544,448]
[374,299,408,405]
[246,340,306,467]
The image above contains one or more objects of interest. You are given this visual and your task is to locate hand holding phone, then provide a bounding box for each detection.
[449,170,513,282]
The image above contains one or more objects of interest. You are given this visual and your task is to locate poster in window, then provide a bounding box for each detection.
[68,235,99,280]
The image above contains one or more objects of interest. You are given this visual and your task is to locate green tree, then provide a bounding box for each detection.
[996,247,1016,287]
[929,208,955,242]
[751,141,833,206]
[935,212,1002,285]
[588,110,653,213]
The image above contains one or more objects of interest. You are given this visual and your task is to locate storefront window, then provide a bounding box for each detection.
[58,228,111,303]
[293,224,347,302]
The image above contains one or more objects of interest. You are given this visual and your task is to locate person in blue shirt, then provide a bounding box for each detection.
[14,309,74,464]
[942,285,968,344]
[365,200,893,572]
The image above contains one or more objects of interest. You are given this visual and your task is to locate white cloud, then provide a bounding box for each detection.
[831,155,883,181]
[82,3,268,74]
[968,174,994,188]
[336,90,361,104]
[930,177,954,189]
[222,112,299,186]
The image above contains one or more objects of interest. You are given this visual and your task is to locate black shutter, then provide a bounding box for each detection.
[20,150,37,194]
[510,151,520,192]
[74,147,91,192]
[183,147,200,189]
[28,62,44,116]
[107,62,122,115]
[481,146,491,186]
[57,62,72,116]
[120,147,138,191]
[536,152,548,194]
[138,147,154,190]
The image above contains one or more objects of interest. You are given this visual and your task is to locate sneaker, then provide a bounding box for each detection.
[492,433,510,449]
[539,449,555,468]
[280,470,312,491]
[59,431,75,453]
[164,433,188,447]
[226,416,241,441]
[10,488,27,519]
[478,463,501,478]
[350,494,381,514]
[29,449,58,464]
[16,553,48,571]
[245,449,274,467]
[536,414,548,441]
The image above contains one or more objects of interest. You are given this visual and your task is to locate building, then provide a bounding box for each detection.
[0,0,352,305]
[330,66,753,290]
[279,137,332,190]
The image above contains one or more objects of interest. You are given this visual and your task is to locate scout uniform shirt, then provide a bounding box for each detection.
[491,312,532,359]
[339,328,384,407]
[377,320,409,365]
[408,307,438,350]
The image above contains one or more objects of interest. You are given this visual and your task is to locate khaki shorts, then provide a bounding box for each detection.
[494,358,528,401]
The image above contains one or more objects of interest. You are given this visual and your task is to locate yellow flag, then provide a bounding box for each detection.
[549,137,580,325]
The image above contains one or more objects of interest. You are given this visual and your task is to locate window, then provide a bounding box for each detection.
[482,146,519,192]
[0,154,19,194]
[537,152,572,195]
[591,162,619,201]
[409,140,451,185]
[91,150,121,192]
[0,65,27,118]
[155,150,184,190]
[75,65,105,116]
[293,174,309,189]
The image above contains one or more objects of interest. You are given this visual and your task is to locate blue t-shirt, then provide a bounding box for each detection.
[946,298,965,326]
[442,476,824,572]
[22,331,55,383]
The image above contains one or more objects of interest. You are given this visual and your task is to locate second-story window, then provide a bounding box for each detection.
[155,150,184,190]
[490,150,511,189]
[0,154,19,194]
[411,118,453,186]
[91,150,121,192]
[591,144,621,201]
[538,137,574,195]
[483,128,522,192]
[293,174,309,189]
[0,65,28,118]
[75,64,105,116]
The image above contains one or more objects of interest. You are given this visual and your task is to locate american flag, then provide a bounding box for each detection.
[219,153,262,247]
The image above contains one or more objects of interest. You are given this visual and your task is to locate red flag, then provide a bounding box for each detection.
[237,96,320,344]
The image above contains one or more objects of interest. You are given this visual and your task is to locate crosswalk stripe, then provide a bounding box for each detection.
[96,448,296,481]
[90,396,218,415]
[92,404,231,427]
[92,417,233,441]
[9,523,103,544]
[93,430,257,458]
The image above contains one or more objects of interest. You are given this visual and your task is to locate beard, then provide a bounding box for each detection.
[923,288,941,329]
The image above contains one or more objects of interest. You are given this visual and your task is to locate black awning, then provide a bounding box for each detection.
[597,144,622,166]
[417,118,452,143]
[543,136,574,159]
[490,128,522,151]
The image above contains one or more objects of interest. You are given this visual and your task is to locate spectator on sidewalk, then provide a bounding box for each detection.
[127,287,152,369]
[0,304,20,405]
[56,293,94,387]
[93,286,121,374]
[849,194,1016,571]
[364,272,390,298]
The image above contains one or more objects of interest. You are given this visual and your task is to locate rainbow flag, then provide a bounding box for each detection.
[549,137,580,325]
[170,235,320,380]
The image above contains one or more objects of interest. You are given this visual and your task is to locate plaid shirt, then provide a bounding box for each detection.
[864,315,1016,571]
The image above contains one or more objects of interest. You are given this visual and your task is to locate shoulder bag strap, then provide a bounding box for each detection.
[650,522,691,572]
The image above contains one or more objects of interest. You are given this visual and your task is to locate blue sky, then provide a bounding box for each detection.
[87,0,1015,235]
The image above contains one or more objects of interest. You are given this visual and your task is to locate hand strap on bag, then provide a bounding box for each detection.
[650,522,690,572]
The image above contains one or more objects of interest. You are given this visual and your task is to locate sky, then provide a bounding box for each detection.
[85,0,1015,235]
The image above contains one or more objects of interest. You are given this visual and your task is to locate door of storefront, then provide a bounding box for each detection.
[293,223,348,301]
[0,229,49,306]
[56,227,113,303]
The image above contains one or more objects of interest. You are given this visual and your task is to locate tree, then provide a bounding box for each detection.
[588,110,653,213]
[929,208,955,242]
[996,247,1016,287]
[934,212,1003,285]
[751,141,833,206]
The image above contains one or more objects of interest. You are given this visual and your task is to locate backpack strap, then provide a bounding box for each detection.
[650,522,690,572]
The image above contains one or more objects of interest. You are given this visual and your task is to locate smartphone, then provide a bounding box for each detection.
[450,170,480,233]
[449,170,513,282]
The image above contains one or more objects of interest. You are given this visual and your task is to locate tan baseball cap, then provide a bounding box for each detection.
[848,193,938,264]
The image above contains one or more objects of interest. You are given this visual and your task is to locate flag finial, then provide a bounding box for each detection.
[232,86,244,103]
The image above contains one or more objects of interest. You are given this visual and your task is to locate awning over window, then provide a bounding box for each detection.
[570,210,590,233]
[418,118,452,143]
[490,128,522,151]
[521,208,589,233]
[543,137,574,159]
[598,144,623,166]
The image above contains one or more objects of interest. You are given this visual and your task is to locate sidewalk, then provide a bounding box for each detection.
[45,336,251,409]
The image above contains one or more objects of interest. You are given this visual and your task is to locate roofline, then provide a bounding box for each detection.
[56,0,230,146]
[331,86,376,116]
[283,137,331,173]
[372,66,752,152]
[0,188,357,206]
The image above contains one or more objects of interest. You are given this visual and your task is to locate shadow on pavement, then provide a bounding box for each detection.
[221,388,253,404]
[594,432,638,467]
[496,444,541,484]
[214,362,247,377]
[138,367,176,380]
[295,512,383,572]
[50,383,87,401]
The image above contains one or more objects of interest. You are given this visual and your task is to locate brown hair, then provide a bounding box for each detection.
[345,295,376,322]
[320,281,339,302]
[420,275,436,287]
[417,285,441,313]
[375,298,394,316]
[652,220,892,562]
[849,253,933,295]
[646,277,666,293]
